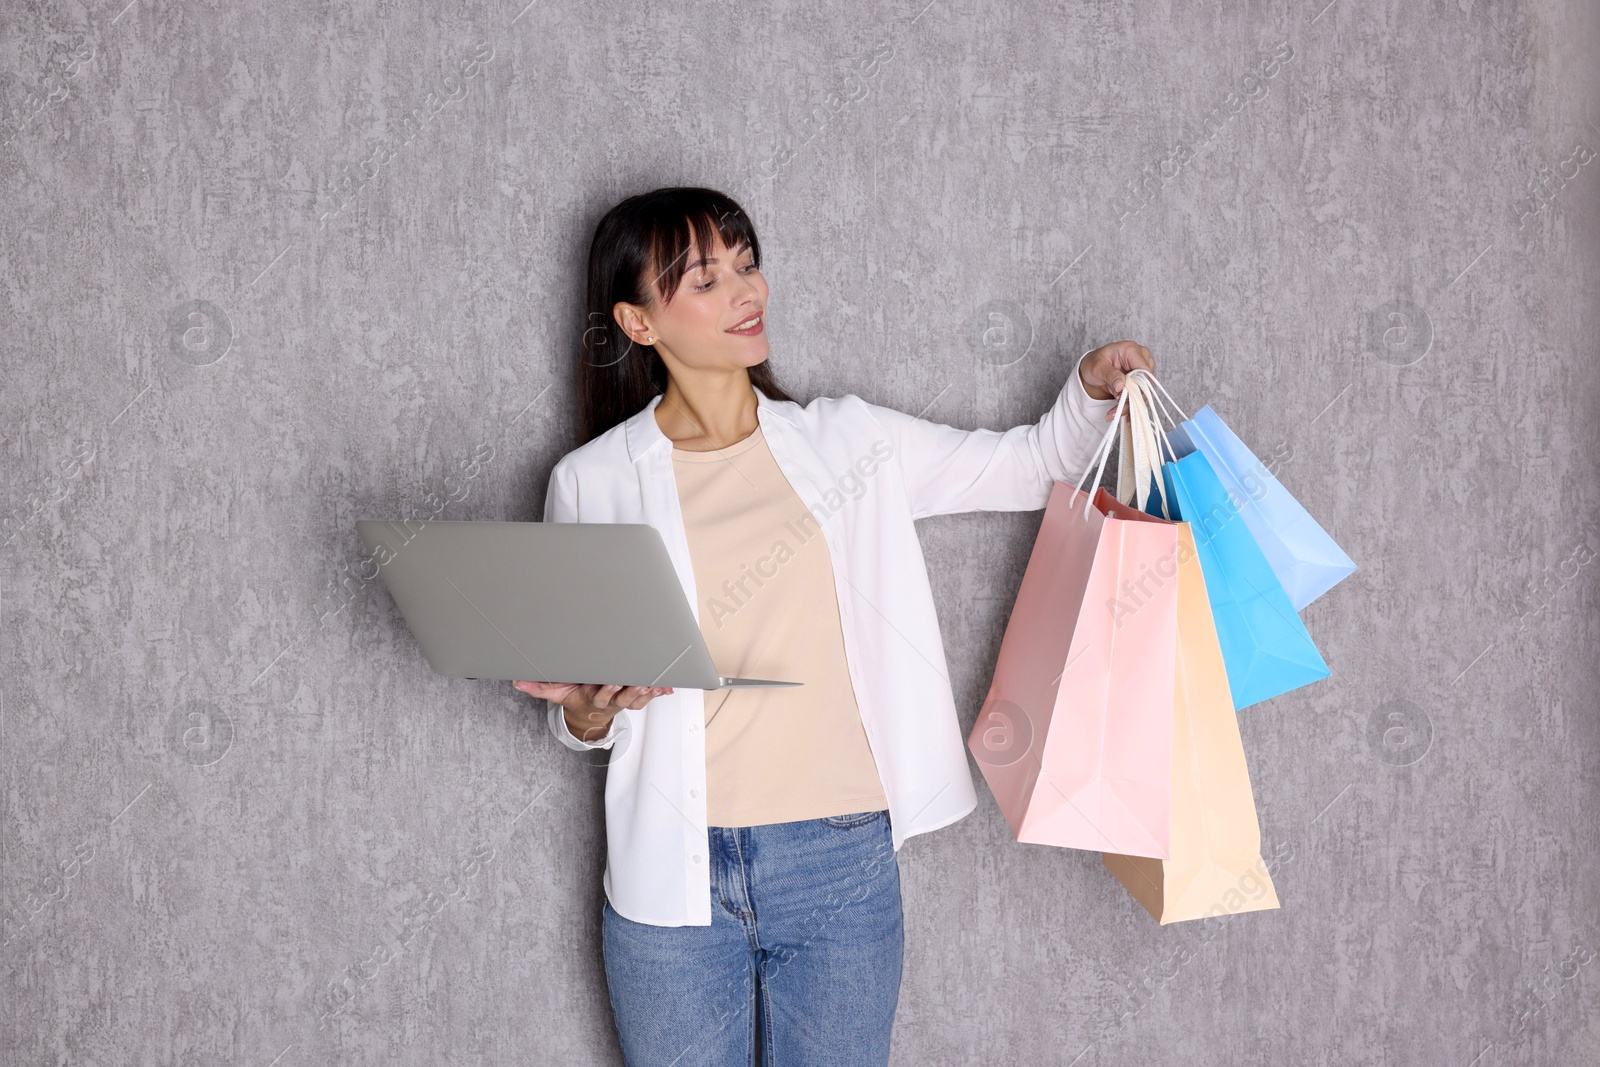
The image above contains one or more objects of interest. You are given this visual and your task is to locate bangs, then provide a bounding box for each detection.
[642,195,761,304]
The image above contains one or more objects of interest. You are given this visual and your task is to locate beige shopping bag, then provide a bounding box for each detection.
[1101,457,1281,923]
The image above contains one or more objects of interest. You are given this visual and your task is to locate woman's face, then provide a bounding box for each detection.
[615,231,769,375]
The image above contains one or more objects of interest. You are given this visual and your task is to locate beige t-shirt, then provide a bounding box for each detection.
[672,426,889,827]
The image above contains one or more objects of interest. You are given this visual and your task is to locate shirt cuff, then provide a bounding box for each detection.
[548,700,619,750]
[1069,348,1118,427]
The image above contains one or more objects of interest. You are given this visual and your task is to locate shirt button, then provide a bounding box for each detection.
[691,854,702,864]
[689,788,700,798]
[689,723,700,733]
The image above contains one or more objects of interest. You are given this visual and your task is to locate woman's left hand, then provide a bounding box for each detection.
[1078,342,1156,419]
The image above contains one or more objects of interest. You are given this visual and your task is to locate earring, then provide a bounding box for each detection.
[646,336,654,344]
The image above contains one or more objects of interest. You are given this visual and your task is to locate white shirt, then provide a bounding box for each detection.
[543,351,1116,926]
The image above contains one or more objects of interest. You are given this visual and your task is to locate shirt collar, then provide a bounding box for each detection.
[624,384,795,463]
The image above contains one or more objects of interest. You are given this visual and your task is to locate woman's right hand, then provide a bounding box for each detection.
[512,680,673,741]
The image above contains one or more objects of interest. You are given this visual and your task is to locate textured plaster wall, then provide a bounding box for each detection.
[2,0,1597,1064]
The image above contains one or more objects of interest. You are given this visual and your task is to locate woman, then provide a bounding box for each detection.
[515,186,1153,1067]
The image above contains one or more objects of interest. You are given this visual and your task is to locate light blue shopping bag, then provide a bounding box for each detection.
[1148,400,1356,611]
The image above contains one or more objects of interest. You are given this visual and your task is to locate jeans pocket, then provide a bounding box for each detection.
[819,809,886,829]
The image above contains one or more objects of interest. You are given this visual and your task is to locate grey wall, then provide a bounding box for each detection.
[3,0,1597,1064]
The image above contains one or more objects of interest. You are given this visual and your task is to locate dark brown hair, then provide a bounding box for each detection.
[577,187,797,444]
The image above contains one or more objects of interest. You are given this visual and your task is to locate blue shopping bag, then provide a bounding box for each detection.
[1168,407,1356,610]
[1159,451,1330,709]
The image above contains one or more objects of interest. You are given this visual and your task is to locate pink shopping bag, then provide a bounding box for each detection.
[969,480,1182,859]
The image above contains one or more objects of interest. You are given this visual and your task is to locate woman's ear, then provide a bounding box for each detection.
[613,302,653,346]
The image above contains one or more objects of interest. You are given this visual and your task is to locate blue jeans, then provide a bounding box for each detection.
[601,809,904,1067]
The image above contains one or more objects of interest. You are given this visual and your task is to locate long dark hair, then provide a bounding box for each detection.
[577,187,797,444]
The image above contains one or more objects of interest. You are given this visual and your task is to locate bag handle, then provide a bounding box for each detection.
[1143,373,1185,465]
[1128,368,1190,429]
[1115,374,1174,518]
[1115,386,1146,507]
[1071,382,1142,522]
[1123,367,1190,465]
[1070,368,1189,522]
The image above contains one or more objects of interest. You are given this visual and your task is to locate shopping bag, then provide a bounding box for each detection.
[969,394,1181,859]
[1116,371,1331,710]
[1160,452,1330,709]
[1136,379,1356,611]
[1102,523,1281,923]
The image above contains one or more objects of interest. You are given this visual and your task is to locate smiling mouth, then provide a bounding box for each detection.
[726,313,764,334]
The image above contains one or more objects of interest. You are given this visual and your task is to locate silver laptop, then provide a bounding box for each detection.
[355,519,801,690]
